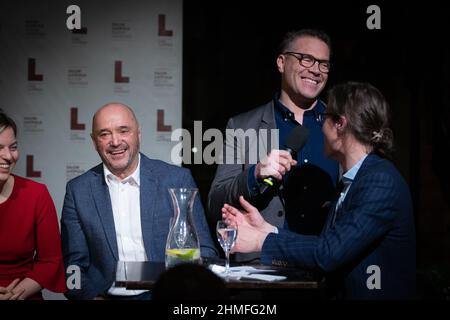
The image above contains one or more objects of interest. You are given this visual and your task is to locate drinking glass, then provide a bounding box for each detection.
[216,220,238,275]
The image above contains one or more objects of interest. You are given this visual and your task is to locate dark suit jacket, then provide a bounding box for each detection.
[209,102,282,222]
[61,154,217,300]
[261,154,416,299]
[208,102,282,262]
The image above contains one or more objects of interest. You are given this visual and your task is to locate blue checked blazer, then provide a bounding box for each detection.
[261,153,416,299]
[61,153,217,300]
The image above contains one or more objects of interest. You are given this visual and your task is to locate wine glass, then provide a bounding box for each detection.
[216,220,238,276]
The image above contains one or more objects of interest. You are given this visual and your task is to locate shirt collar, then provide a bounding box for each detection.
[274,93,326,120]
[274,98,295,121]
[103,154,141,186]
[342,154,368,184]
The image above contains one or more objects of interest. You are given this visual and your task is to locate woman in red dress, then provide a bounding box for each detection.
[0,110,66,300]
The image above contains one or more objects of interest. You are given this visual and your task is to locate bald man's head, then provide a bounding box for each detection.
[91,103,141,179]
[92,103,139,134]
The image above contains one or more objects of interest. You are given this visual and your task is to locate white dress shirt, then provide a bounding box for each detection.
[104,155,148,296]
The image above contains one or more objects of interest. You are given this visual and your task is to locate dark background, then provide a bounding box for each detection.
[183,0,450,298]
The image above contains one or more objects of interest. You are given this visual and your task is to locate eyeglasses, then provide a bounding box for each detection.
[284,52,331,73]
[316,112,337,124]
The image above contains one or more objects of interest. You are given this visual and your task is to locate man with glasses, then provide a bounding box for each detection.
[208,29,339,262]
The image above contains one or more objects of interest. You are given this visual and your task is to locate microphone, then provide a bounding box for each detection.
[261,125,309,190]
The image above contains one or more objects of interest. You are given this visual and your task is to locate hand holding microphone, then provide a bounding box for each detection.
[255,125,309,191]
[255,150,296,182]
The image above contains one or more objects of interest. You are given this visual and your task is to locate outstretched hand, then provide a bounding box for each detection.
[221,196,276,253]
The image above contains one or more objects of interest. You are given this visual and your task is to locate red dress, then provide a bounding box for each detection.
[0,175,66,299]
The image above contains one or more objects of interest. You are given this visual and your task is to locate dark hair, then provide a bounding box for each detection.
[153,264,229,301]
[326,82,394,159]
[0,109,17,136]
[278,29,332,56]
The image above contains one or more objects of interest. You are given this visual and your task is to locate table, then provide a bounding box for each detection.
[114,260,323,291]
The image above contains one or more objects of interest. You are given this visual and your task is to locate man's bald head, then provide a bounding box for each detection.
[92,103,139,133]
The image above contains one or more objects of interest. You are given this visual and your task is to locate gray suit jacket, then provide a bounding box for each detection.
[61,153,217,300]
[208,101,283,261]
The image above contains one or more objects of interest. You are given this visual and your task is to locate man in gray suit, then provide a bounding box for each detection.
[208,29,339,262]
[61,103,217,300]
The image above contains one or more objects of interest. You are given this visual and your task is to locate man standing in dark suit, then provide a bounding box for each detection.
[61,103,217,300]
[208,29,339,262]
[223,82,416,299]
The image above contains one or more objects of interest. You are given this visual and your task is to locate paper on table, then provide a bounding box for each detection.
[208,264,286,281]
[225,266,277,273]
[240,273,287,281]
[209,264,276,274]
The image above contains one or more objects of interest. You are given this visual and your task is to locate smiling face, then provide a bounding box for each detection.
[278,36,330,104]
[91,103,141,179]
[0,127,19,186]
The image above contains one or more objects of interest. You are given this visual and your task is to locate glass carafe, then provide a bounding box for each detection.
[165,188,201,269]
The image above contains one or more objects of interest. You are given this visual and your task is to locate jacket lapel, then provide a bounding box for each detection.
[258,101,277,161]
[139,156,158,261]
[327,154,380,226]
[91,169,119,260]
[338,153,378,209]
